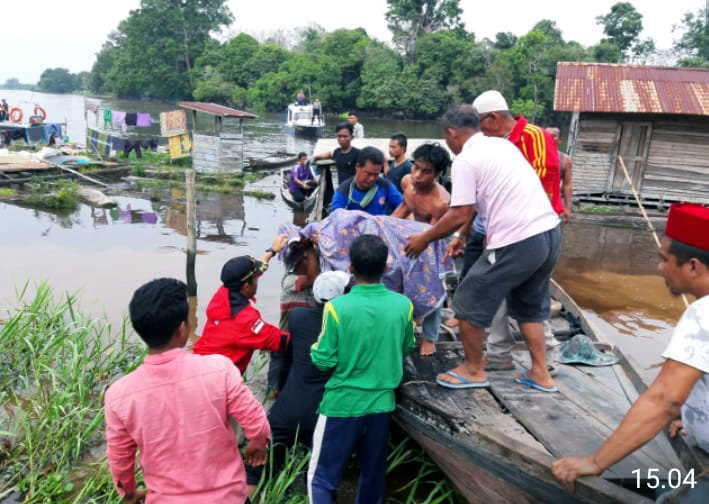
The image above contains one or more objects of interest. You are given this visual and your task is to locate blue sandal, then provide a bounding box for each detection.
[436,371,490,389]
[513,372,559,393]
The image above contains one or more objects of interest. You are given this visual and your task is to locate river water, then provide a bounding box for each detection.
[0,90,682,379]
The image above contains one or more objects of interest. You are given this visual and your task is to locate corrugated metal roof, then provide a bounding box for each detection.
[554,62,709,116]
[177,101,257,119]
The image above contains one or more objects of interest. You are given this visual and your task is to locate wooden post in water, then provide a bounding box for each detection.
[185,169,198,341]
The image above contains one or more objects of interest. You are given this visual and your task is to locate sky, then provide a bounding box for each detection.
[1,0,704,84]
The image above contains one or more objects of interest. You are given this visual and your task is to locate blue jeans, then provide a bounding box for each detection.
[421,299,444,343]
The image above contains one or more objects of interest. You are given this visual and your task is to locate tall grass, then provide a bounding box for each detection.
[0,284,144,503]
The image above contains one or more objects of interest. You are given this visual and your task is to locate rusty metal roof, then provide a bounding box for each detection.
[554,62,709,116]
[177,102,257,119]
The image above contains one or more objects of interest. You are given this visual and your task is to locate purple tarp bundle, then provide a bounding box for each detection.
[279,209,453,319]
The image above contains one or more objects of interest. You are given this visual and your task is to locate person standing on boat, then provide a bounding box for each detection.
[314,122,360,184]
[546,127,574,223]
[446,90,562,375]
[348,114,364,138]
[308,235,415,504]
[553,202,709,493]
[312,99,322,125]
[392,143,451,356]
[331,146,403,216]
[193,236,291,375]
[405,105,561,392]
[385,133,413,193]
[296,90,307,106]
[288,152,317,203]
[0,99,8,122]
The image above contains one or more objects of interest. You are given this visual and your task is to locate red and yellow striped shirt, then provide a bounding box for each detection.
[508,116,564,215]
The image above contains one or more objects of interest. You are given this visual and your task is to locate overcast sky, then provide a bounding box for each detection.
[2,0,703,84]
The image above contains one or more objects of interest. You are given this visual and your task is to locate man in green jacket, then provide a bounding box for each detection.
[308,234,415,504]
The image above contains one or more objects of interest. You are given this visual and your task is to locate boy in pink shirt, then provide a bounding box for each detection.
[104,278,270,503]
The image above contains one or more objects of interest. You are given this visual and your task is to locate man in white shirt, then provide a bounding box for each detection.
[553,202,709,493]
[348,114,364,139]
[405,105,560,392]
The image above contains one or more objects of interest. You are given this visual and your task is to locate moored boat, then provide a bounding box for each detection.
[395,279,706,503]
[280,167,319,213]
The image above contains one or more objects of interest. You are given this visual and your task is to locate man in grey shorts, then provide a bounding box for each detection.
[405,105,561,392]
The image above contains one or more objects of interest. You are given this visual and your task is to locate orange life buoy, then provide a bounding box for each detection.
[9,107,23,123]
[33,106,47,121]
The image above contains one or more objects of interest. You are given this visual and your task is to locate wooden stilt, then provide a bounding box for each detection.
[185,169,198,341]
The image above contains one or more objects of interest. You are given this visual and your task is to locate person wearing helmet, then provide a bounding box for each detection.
[246,270,351,497]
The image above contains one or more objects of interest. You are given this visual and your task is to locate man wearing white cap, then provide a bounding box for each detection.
[246,270,350,496]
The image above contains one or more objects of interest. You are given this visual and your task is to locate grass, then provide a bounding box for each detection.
[25,179,80,210]
[0,284,145,503]
[0,287,459,503]
[243,190,276,200]
[0,187,18,197]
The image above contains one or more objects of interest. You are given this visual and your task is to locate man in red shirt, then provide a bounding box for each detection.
[193,235,290,374]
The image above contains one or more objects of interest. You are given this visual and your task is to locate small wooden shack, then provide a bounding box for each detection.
[554,62,709,205]
[177,102,256,173]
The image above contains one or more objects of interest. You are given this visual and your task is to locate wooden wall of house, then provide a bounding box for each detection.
[643,117,709,203]
[569,115,618,194]
[570,113,709,203]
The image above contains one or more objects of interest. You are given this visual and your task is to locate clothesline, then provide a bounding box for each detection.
[86,126,158,159]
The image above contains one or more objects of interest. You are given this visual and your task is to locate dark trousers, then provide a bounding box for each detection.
[308,413,390,504]
[267,343,292,392]
[245,422,313,486]
[460,230,486,279]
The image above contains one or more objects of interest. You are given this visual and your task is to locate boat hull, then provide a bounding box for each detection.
[285,124,324,138]
[280,167,318,212]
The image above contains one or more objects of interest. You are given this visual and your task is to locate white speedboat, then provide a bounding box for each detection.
[285,104,324,138]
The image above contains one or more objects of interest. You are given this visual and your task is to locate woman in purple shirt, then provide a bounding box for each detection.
[288,152,316,202]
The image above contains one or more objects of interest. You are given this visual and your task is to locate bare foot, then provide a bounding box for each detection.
[444,318,459,328]
[436,363,486,385]
[420,340,436,356]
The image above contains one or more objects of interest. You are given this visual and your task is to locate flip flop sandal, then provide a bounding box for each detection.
[436,371,491,389]
[513,372,559,393]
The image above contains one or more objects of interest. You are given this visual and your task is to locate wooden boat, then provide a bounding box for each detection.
[280,167,318,213]
[395,279,707,503]
[248,154,298,171]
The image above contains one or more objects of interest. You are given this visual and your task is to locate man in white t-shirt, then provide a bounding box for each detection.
[553,202,709,493]
[405,105,560,392]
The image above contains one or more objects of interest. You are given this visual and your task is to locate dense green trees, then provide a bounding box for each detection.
[38,68,82,94]
[86,0,706,119]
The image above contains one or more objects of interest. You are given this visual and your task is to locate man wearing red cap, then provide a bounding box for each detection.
[552,203,709,493]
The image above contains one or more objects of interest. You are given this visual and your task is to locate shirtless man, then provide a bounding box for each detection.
[393,143,451,355]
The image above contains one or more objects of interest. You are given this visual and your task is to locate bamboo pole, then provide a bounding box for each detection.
[617,156,689,308]
[185,169,198,341]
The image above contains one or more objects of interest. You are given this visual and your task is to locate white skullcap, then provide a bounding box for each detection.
[313,271,351,303]
[473,90,509,114]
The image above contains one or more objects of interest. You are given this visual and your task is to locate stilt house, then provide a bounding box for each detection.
[554,62,709,205]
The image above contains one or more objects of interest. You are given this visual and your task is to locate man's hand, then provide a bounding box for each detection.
[563,207,572,223]
[551,456,603,493]
[405,233,429,258]
[271,234,288,253]
[123,489,147,504]
[245,438,268,467]
[669,419,683,438]
[444,237,465,261]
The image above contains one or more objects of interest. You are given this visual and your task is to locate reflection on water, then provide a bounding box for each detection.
[556,222,683,377]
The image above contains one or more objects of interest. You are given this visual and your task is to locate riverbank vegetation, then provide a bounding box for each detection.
[0,287,460,502]
[85,0,708,123]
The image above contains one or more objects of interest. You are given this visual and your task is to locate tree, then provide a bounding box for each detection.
[1,78,34,90]
[673,7,709,66]
[596,2,655,61]
[38,68,81,94]
[92,0,233,99]
[385,0,463,60]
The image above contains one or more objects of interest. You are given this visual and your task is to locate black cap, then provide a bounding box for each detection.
[221,256,266,290]
[283,236,308,273]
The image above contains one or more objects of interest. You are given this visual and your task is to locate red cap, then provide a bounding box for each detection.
[665,202,709,251]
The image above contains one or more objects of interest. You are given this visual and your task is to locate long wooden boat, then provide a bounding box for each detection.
[395,279,706,503]
[248,155,298,171]
[280,167,318,213]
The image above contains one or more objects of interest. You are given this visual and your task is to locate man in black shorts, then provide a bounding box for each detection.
[405,105,561,393]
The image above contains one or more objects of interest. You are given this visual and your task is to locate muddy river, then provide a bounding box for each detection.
[0,90,683,383]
